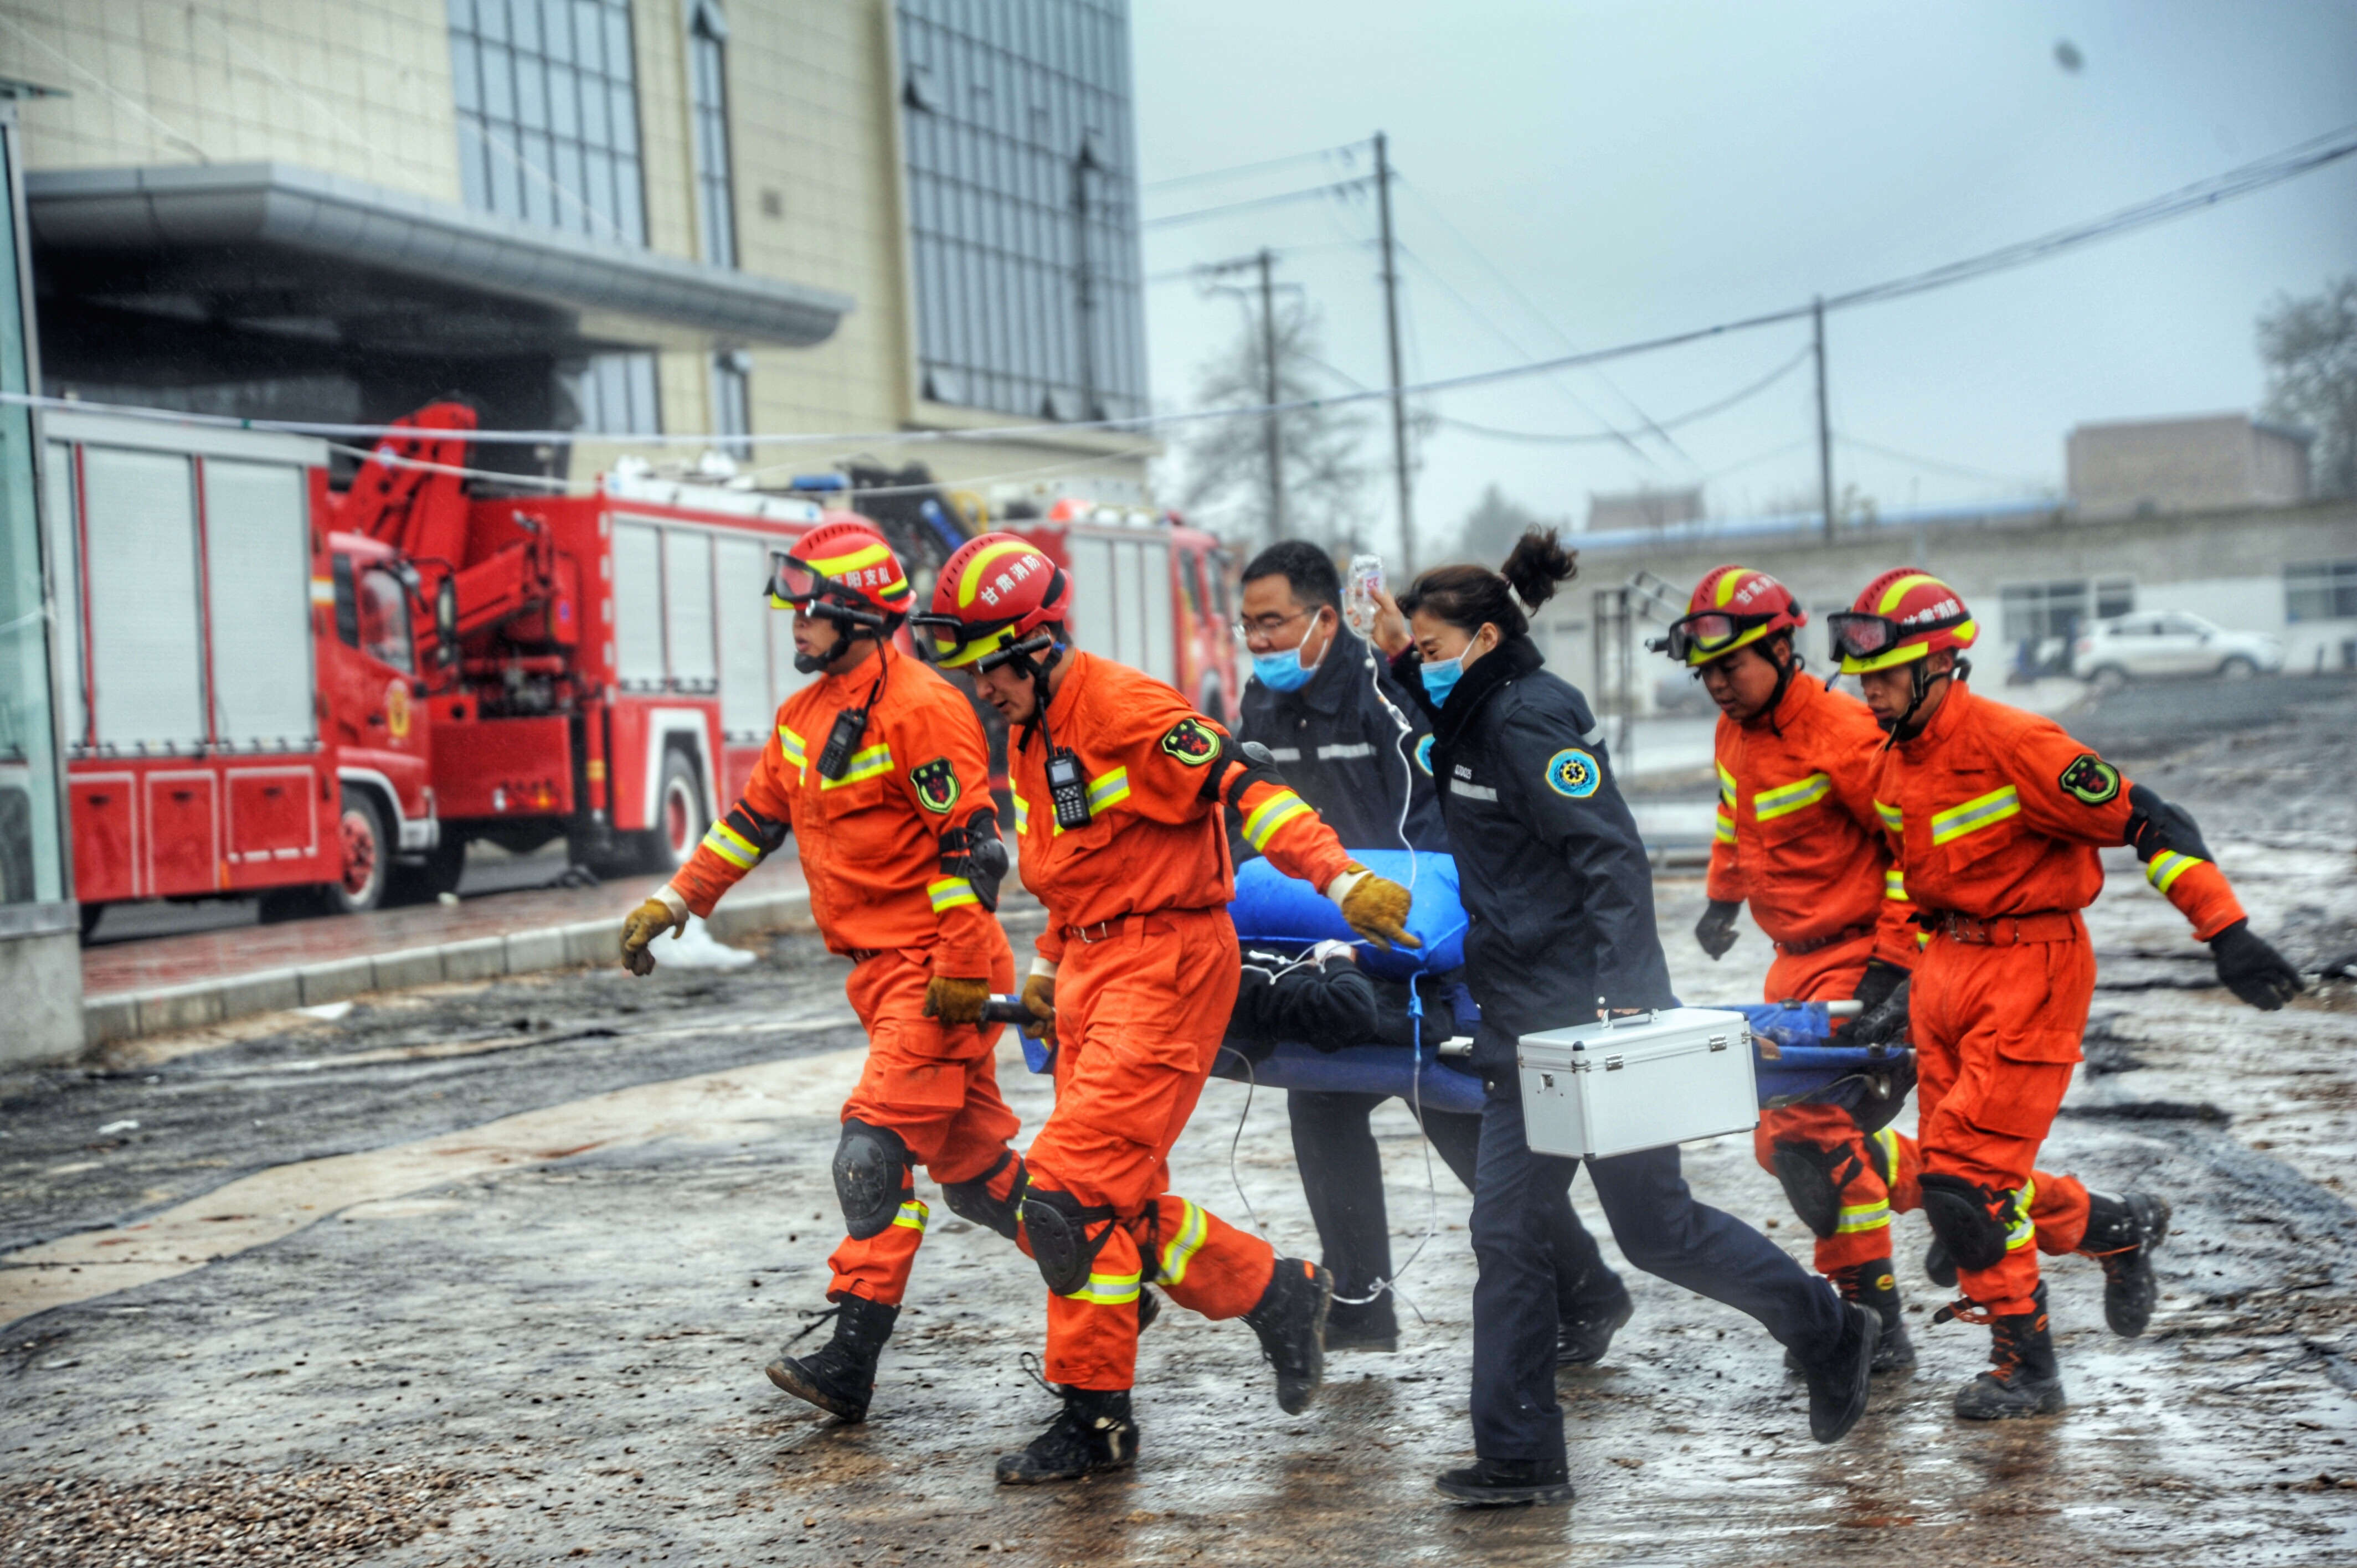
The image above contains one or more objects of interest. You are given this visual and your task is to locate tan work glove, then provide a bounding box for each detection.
[923,975,992,1025]
[1332,862,1419,952]
[619,893,688,976]
[1020,965,1058,1050]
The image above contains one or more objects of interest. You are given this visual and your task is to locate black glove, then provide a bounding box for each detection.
[2209,920,2303,1011]
[1849,974,1912,1047]
[1694,900,1743,961]
[1850,957,1907,1016]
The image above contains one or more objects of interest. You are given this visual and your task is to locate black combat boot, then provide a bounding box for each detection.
[2078,1190,2170,1338]
[1244,1257,1332,1414]
[1557,1275,1634,1368]
[1840,1259,1916,1373]
[1794,1301,1879,1443]
[1953,1283,2065,1420]
[765,1294,898,1422]
[1435,1456,1576,1507]
[994,1385,1138,1484]
[1324,1292,1398,1354]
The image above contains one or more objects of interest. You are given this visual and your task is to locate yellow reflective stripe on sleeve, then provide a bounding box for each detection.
[1929,785,2021,845]
[1012,792,1031,834]
[928,876,980,912]
[1835,1201,1893,1234]
[1753,771,1832,822]
[892,1198,930,1233]
[1241,789,1313,851]
[701,819,761,870]
[2145,849,2206,895]
[2004,1180,2036,1252]
[819,742,896,788]
[1884,866,1908,901]
[1714,811,1737,845]
[1875,799,1903,834]
[778,724,809,783]
[1869,1127,1902,1184]
[1085,767,1130,812]
[1716,762,1737,809]
[1062,1270,1142,1306]
[1156,1200,1209,1286]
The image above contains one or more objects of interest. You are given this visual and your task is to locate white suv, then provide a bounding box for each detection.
[2075,611,2284,687]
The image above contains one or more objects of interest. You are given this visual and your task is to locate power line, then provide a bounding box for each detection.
[1143,142,1361,192]
[1141,177,1372,230]
[1836,432,2051,492]
[1144,240,1368,286]
[24,120,2357,451]
[1438,344,1812,446]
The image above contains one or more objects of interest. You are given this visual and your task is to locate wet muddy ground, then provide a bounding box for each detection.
[6,680,2356,1566]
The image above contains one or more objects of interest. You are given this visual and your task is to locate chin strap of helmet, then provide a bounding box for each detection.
[794,598,892,674]
[1876,655,1970,748]
[1764,635,1802,738]
[1001,633,1066,751]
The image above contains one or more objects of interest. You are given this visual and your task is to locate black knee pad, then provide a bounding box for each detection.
[1018,1186,1116,1297]
[942,1152,1025,1241]
[833,1118,912,1241]
[1770,1142,1855,1240]
[1918,1172,2011,1275]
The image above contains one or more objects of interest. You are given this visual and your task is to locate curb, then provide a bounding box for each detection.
[81,889,813,1051]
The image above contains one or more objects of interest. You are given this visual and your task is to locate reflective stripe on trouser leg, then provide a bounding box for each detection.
[827,1179,928,1307]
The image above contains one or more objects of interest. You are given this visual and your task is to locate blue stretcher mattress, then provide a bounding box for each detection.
[1229,848,1467,979]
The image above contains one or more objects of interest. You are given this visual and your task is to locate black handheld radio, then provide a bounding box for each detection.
[1046,747,1092,829]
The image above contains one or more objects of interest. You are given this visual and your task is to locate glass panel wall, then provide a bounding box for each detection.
[450,0,647,245]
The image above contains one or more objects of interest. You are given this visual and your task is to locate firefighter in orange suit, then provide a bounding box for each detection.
[1666,565,1925,1373]
[914,532,1418,1486]
[1831,567,2303,1419]
[618,520,1026,1426]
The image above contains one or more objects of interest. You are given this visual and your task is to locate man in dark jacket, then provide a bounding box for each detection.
[1233,541,1632,1360]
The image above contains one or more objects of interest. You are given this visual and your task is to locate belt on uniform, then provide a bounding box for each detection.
[1776,922,1874,957]
[1061,917,1126,944]
[845,947,885,963]
[1919,909,2081,946]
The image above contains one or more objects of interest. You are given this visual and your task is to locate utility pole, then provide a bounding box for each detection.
[1374,131,1414,574]
[1813,295,1834,544]
[1257,247,1285,547]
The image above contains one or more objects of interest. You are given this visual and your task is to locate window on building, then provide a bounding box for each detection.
[450,0,646,246]
[2094,575,2135,620]
[1999,580,2088,644]
[688,1,735,267]
[2287,560,2357,622]
[567,351,660,435]
[896,0,1149,425]
[712,351,751,460]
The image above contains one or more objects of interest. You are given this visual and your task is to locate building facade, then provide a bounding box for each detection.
[0,0,1150,493]
[2067,412,2313,517]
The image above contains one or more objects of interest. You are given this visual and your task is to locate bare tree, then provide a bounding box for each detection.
[1449,482,1546,565]
[2259,276,2357,499]
[1172,303,1375,554]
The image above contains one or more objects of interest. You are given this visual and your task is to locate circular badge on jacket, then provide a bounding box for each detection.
[1414,734,1434,776]
[1545,747,1600,798]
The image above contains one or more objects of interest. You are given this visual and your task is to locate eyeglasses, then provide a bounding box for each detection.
[1661,610,1772,663]
[1234,607,1314,644]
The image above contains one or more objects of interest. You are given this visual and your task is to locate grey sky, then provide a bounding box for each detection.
[1129,1,2357,559]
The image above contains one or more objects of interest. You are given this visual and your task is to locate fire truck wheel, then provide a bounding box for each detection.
[637,750,705,875]
[325,789,392,915]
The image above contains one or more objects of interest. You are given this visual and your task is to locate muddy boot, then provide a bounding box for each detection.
[2078,1190,2170,1338]
[1924,1235,1957,1289]
[1244,1257,1332,1414]
[994,1385,1138,1485]
[1557,1276,1634,1368]
[1953,1284,2065,1420]
[1784,1261,1915,1375]
[1324,1292,1398,1354]
[1435,1457,1576,1507]
[1794,1301,1879,1443]
[765,1294,897,1422]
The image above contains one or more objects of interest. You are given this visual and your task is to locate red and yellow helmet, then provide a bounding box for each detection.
[1829,568,1978,674]
[912,531,1070,670]
[1663,565,1806,667]
[767,518,912,626]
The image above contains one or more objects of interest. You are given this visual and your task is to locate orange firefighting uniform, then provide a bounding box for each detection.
[669,644,1021,1308]
[1710,675,1935,1273]
[1010,652,1356,1391]
[1875,680,2245,1315]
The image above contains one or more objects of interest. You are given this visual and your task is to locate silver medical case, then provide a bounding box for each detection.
[1516,1007,1758,1160]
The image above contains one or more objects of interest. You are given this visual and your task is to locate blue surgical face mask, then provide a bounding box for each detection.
[1250,615,1326,693]
[1420,646,1470,705]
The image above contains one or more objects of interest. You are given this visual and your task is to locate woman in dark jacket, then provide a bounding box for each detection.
[1375,529,1877,1506]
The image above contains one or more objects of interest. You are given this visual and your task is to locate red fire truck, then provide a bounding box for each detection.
[49,404,1242,932]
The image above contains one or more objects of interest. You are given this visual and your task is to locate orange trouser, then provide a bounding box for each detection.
[1911,922,2094,1317]
[1753,933,1924,1273]
[1020,908,1275,1390]
[827,944,1022,1307]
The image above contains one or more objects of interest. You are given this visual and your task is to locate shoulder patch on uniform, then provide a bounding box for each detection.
[1545,747,1601,799]
[1414,734,1435,776]
[908,756,961,813]
[2057,752,2119,807]
[1159,716,1221,766]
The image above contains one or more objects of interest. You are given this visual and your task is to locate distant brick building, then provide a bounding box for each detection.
[1586,487,1705,532]
[2067,413,2312,517]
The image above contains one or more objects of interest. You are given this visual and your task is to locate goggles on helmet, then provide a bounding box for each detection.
[770,551,885,627]
[1826,606,1968,663]
[1661,610,1778,664]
